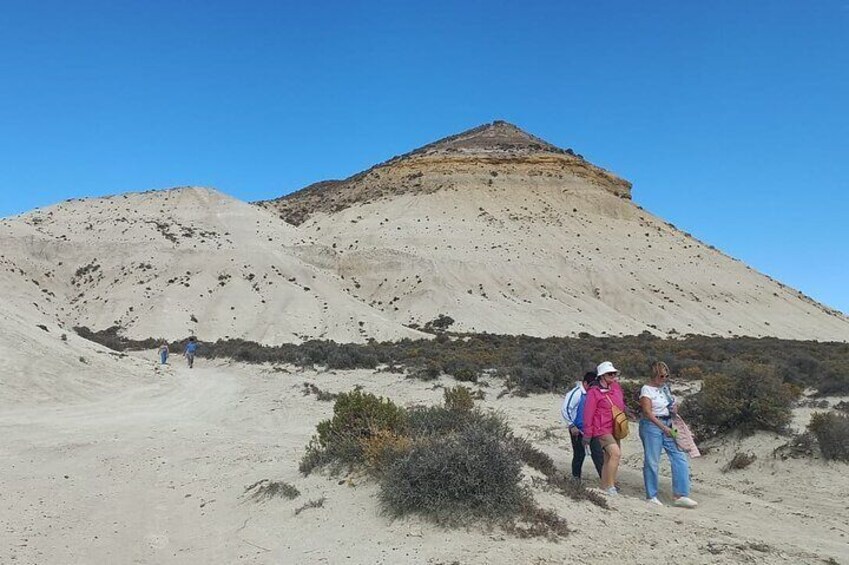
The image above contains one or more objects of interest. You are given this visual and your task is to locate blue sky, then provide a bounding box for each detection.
[1,1,847,315]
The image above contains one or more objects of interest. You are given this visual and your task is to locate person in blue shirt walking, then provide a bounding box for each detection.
[158,341,169,365]
[562,371,605,480]
[184,337,199,369]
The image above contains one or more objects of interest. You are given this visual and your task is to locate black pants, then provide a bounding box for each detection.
[570,432,605,479]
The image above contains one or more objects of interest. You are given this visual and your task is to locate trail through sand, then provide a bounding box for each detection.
[2,361,846,564]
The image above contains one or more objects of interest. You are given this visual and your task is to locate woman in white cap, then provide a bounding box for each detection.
[639,361,698,508]
[582,361,627,495]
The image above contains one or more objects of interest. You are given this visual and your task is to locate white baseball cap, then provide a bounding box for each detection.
[596,361,619,376]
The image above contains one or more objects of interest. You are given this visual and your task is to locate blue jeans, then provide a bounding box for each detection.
[639,418,690,499]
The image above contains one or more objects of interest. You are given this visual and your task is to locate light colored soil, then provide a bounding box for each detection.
[2,358,846,564]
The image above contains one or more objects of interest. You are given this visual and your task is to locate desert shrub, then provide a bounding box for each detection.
[816,369,849,397]
[682,362,798,440]
[294,497,325,515]
[407,405,510,441]
[808,412,849,462]
[244,479,300,501]
[444,385,474,412]
[722,452,757,472]
[301,390,406,474]
[423,314,455,333]
[512,436,557,477]
[773,432,818,460]
[361,429,413,475]
[618,379,643,419]
[511,437,608,509]
[302,382,337,401]
[78,326,849,397]
[408,362,441,381]
[379,417,525,524]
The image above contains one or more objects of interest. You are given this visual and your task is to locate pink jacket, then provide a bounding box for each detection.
[582,381,626,439]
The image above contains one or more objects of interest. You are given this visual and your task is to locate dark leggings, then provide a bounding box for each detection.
[570,433,605,479]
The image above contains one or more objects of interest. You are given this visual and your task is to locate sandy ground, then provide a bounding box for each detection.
[2,358,847,565]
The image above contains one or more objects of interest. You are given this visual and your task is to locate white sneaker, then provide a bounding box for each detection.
[604,487,619,496]
[647,497,663,506]
[673,496,698,508]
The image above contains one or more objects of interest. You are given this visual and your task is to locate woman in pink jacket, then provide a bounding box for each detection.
[582,361,626,495]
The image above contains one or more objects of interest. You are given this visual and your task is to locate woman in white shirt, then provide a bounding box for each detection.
[638,362,698,508]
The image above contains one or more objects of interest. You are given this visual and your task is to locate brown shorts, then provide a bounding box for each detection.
[597,434,619,449]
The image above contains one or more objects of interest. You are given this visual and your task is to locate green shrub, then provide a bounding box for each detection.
[444,385,474,412]
[301,390,406,474]
[379,416,525,524]
[407,405,510,440]
[808,412,849,461]
[682,362,798,440]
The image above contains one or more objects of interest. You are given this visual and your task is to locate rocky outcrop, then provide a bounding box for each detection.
[259,121,631,225]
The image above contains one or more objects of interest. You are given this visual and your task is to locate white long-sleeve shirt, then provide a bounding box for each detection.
[561,381,586,428]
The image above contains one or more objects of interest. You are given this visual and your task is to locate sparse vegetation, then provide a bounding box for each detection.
[244,479,300,501]
[75,328,849,399]
[302,382,338,402]
[808,412,849,462]
[294,497,325,516]
[300,388,579,537]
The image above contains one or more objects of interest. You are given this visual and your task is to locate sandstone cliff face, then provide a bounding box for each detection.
[259,121,631,225]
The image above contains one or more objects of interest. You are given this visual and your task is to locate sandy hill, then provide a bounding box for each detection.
[260,121,849,341]
[0,187,424,345]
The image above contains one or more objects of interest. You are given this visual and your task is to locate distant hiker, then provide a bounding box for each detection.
[158,341,169,365]
[184,337,198,368]
[561,371,604,480]
[582,361,626,496]
[638,361,698,508]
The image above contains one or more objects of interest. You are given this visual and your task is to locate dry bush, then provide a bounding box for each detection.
[511,437,608,509]
[294,497,325,516]
[444,385,474,412]
[302,382,338,402]
[361,429,412,475]
[244,479,300,501]
[722,452,757,472]
[773,432,818,460]
[682,362,798,440]
[301,392,575,537]
[378,418,526,525]
[808,412,849,462]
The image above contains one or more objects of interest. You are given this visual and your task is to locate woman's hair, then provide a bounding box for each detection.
[651,361,670,380]
[583,370,598,386]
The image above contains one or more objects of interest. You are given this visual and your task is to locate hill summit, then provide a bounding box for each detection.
[259,122,848,341]
[259,121,631,226]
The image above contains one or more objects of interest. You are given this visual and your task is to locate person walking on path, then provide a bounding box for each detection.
[184,337,198,369]
[158,341,169,365]
[582,361,626,496]
[561,371,605,480]
[638,361,698,508]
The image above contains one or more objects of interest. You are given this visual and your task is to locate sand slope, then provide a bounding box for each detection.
[0,187,424,345]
